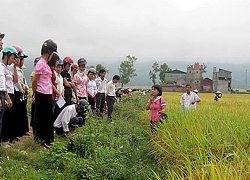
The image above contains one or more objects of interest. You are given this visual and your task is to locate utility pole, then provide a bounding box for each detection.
[246,69,248,89]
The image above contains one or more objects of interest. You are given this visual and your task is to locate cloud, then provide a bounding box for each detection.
[1,0,250,63]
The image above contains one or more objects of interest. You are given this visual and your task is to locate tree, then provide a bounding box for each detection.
[149,62,159,85]
[95,64,109,75]
[118,55,137,87]
[159,63,172,85]
[87,64,109,76]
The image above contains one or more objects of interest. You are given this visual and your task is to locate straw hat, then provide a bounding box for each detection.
[193,89,198,93]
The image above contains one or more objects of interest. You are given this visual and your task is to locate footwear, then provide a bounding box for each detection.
[108,116,112,122]
[2,142,10,148]
[43,143,50,149]
[39,145,48,150]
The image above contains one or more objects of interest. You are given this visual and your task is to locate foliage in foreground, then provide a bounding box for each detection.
[141,92,250,179]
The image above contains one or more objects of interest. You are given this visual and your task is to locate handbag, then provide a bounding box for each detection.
[159,97,168,123]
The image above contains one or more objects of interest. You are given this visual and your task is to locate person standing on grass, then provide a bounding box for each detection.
[16,49,30,137]
[106,75,120,122]
[0,33,6,144]
[11,45,29,139]
[95,69,108,116]
[32,39,57,150]
[1,46,19,145]
[30,57,40,128]
[87,68,97,111]
[72,58,88,101]
[53,58,65,120]
[61,56,75,107]
[145,85,166,131]
[180,84,201,110]
[70,63,78,104]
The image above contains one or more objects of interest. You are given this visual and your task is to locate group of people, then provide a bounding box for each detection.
[146,84,201,131]
[0,33,121,150]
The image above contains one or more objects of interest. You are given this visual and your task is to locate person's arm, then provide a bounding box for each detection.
[61,109,72,133]
[159,105,166,114]
[159,97,167,114]
[146,95,154,110]
[63,78,71,87]
[52,83,61,97]
[32,74,41,100]
[192,94,201,104]
[85,84,88,101]
[5,91,12,108]
[12,61,18,83]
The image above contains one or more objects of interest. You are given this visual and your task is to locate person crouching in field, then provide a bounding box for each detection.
[180,84,201,110]
[145,85,166,132]
[53,99,88,136]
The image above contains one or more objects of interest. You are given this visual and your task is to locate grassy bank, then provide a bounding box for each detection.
[0,94,164,179]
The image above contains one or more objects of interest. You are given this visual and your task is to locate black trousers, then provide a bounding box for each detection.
[2,93,14,142]
[96,93,105,113]
[13,90,22,137]
[20,99,29,135]
[88,96,95,110]
[106,96,115,118]
[33,91,53,145]
[0,91,6,142]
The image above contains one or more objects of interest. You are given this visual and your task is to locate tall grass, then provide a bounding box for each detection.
[141,92,250,179]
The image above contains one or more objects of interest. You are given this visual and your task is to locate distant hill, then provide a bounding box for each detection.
[22,57,250,89]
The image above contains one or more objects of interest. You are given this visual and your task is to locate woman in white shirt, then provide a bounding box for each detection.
[1,46,18,144]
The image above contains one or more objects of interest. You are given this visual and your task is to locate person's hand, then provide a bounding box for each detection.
[32,95,35,103]
[70,82,75,88]
[6,99,13,108]
[191,100,196,104]
[158,110,165,114]
[149,95,154,102]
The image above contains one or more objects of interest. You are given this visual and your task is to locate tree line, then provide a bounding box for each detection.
[88,55,172,87]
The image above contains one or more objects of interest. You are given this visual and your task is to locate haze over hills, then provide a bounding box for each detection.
[23,57,250,89]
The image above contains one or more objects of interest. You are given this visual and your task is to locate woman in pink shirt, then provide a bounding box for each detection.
[32,39,57,150]
[72,58,88,101]
[146,85,166,131]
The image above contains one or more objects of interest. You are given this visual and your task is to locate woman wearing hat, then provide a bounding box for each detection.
[1,46,19,145]
[32,39,57,149]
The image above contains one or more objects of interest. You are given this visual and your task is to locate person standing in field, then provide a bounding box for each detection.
[70,63,78,104]
[106,75,120,122]
[32,39,57,150]
[1,46,18,145]
[72,58,88,101]
[145,85,166,131]
[180,84,201,110]
[53,58,65,121]
[95,69,108,116]
[87,68,97,111]
[30,57,40,128]
[2,46,19,144]
[61,56,75,107]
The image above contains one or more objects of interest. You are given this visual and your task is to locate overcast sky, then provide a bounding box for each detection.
[1,0,250,63]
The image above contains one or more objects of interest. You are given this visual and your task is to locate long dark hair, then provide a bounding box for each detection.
[48,53,59,68]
